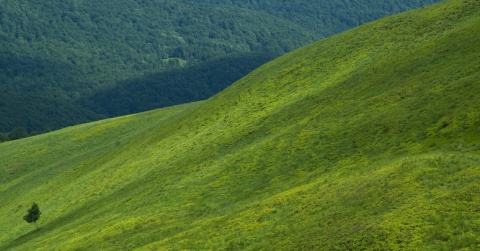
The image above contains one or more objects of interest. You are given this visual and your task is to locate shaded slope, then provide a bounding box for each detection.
[80,53,277,117]
[1,0,479,250]
[0,92,104,133]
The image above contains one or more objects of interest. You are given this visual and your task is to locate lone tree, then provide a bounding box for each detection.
[23,203,41,230]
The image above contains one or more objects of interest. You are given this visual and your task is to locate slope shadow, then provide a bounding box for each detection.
[0,92,104,132]
[80,52,276,117]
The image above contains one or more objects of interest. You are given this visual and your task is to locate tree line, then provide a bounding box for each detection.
[0,126,36,142]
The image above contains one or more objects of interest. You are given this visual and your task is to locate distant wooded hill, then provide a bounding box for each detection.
[0,0,440,134]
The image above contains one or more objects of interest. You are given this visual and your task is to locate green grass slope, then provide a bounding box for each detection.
[1,0,479,250]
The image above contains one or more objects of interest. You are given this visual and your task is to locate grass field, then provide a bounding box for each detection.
[1,0,479,249]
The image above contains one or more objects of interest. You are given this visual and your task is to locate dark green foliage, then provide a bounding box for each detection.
[0,133,9,142]
[189,0,442,36]
[81,53,277,116]
[0,92,103,134]
[8,127,29,140]
[0,126,34,143]
[23,203,41,230]
[0,0,313,99]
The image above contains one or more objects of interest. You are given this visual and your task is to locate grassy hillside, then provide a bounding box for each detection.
[1,0,479,250]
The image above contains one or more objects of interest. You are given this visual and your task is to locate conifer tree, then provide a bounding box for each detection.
[23,203,41,230]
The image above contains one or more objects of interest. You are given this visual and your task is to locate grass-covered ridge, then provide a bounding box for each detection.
[1,0,479,249]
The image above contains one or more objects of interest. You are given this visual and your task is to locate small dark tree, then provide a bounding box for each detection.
[23,203,41,230]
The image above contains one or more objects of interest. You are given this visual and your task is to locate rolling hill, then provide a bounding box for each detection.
[1,0,479,249]
[0,0,440,133]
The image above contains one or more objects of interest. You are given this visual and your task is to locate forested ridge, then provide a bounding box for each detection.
[189,0,442,35]
[0,0,440,135]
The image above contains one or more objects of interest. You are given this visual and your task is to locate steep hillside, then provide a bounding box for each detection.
[0,0,440,132]
[1,0,479,250]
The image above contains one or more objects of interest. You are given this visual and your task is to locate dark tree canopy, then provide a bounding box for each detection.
[23,203,41,230]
